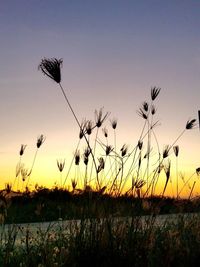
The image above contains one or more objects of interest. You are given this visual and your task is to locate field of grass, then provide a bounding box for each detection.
[0,58,200,266]
[0,196,200,267]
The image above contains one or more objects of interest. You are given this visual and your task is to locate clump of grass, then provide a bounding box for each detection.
[37,58,199,199]
[39,58,102,188]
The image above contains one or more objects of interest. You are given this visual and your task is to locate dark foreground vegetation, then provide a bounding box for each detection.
[0,188,200,266]
[1,187,200,224]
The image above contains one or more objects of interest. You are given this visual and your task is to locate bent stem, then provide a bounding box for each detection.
[63,139,81,187]
[178,172,196,197]
[89,127,99,183]
[58,83,100,189]
[26,149,38,187]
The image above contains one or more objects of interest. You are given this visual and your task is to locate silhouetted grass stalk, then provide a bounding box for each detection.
[58,83,99,187]
[39,58,100,189]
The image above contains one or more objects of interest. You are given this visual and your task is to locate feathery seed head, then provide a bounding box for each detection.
[97,157,105,173]
[196,167,200,176]
[142,102,149,112]
[137,108,148,120]
[19,144,27,156]
[151,104,156,115]
[158,164,164,174]
[37,134,46,148]
[105,145,114,156]
[57,159,65,172]
[38,58,63,83]
[163,145,170,159]
[79,120,87,139]
[21,166,30,182]
[133,179,146,189]
[95,108,109,128]
[138,140,143,150]
[85,120,93,135]
[186,119,196,130]
[121,144,128,157]
[102,127,108,138]
[173,145,179,157]
[151,86,161,101]
[83,156,88,166]
[75,150,80,165]
[84,147,91,158]
[83,147,91,165]
[110,118,118,130]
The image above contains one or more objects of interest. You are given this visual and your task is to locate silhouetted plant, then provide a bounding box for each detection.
[14,144,27,191]
[173,145,180,198]
[39,58,100,188]
[57,159,65,187]
[26,134,45,187]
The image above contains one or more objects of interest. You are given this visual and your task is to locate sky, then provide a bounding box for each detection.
[0,0,200,197]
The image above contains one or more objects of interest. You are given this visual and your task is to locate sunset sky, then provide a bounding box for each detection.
[0,0,200,197]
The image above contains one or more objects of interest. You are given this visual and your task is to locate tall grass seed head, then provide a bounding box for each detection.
[151,104,156,115]
[79,120,86,139]
[142,101,149,112]
[158,164,164,174]
[38,58,62,83]
[57,159,65,172]
[138,140,143,150]
[85,120,93,135]
[121,144,128,157]
[102,127,108,138]
[83,147,91,165]
[137,108,148,120]
[19,144,27,156]
[196,167,200,176]
[163,145,170,159]
[105,145,113,156]
[97,157,105,173]
[84,147,91,158]
[37,134,46,148]
[21,167,29,181]
[95,108,109,128]
[75,150,80,165]
[173,145,179,157]
[133,178,146,189]
[110,118,118,129]
[186,119,196,130]
[151,86,161,101]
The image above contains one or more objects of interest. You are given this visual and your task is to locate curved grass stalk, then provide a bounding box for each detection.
[63,139,81,187]
[89,127,99,183]
[178,171,196,197]
[188,181,196,200]
[58,83,100,188]
[26,148,38,187]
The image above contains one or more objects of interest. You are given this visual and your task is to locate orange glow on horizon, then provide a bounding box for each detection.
[0,151,199,199]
